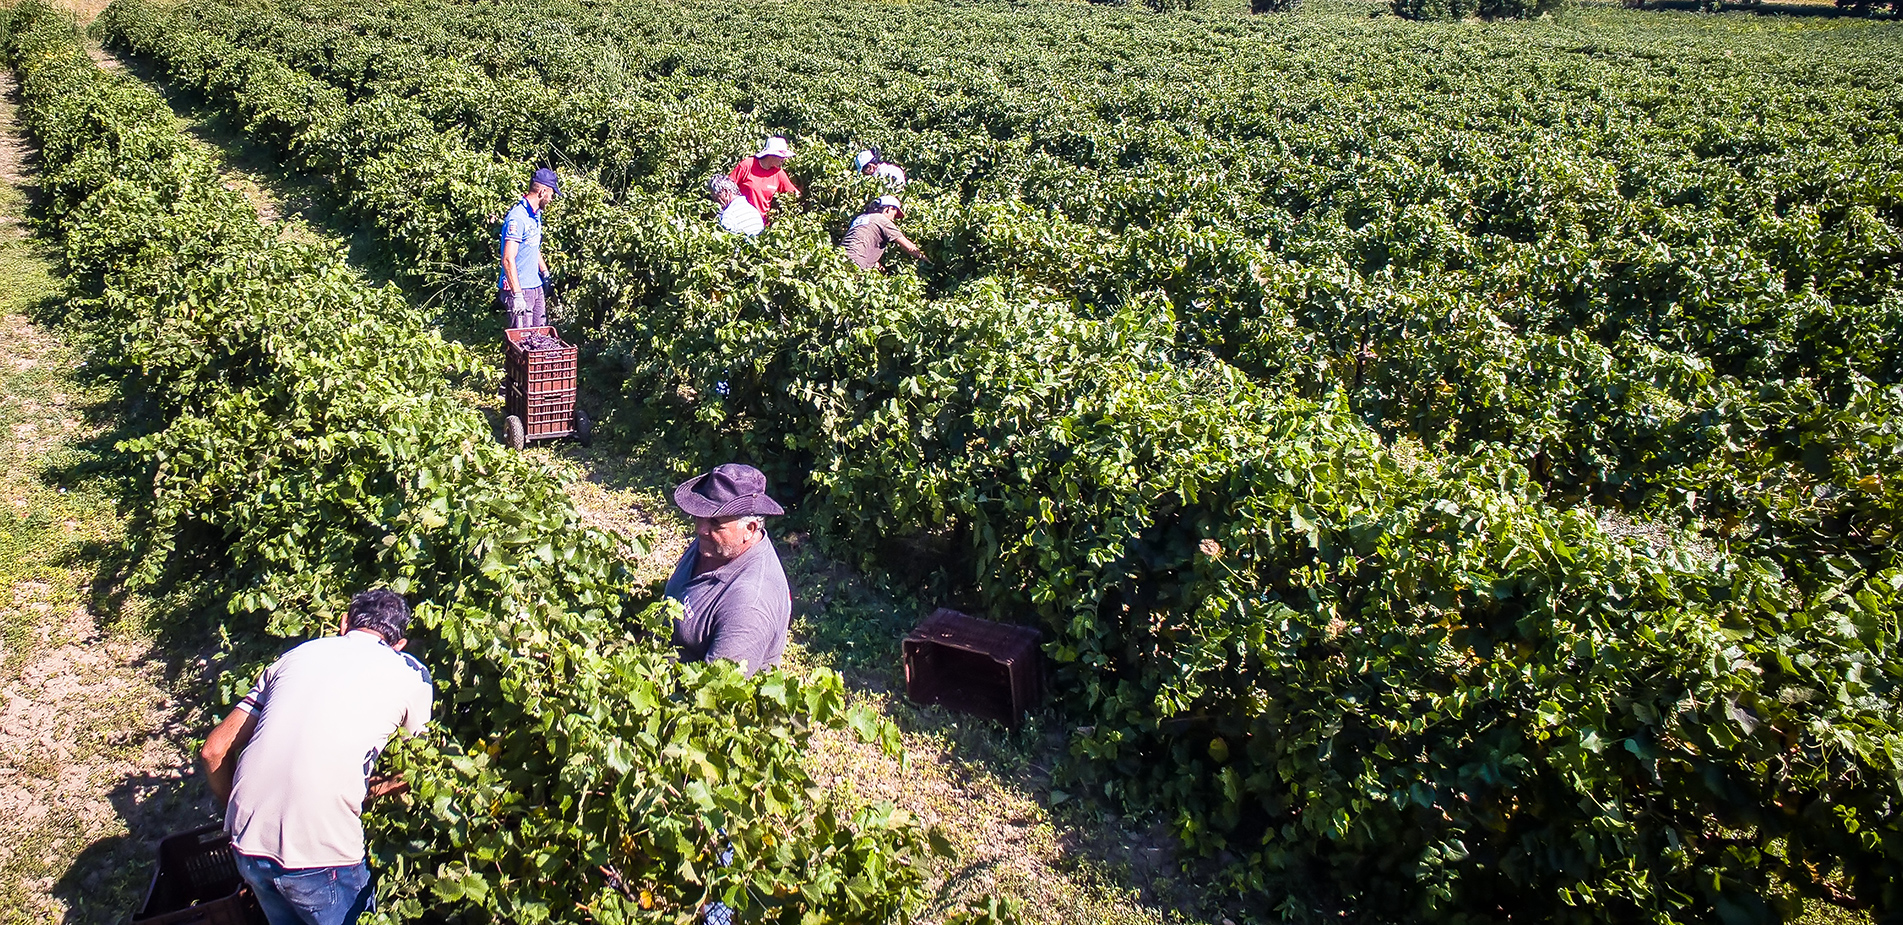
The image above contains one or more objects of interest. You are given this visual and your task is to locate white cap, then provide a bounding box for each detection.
[876,194,904,216]
[854,150,877,171]
[757,136,794,159]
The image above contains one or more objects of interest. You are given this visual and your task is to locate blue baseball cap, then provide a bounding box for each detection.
[530,167,562,197]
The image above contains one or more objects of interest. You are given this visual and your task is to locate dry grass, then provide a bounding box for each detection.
[47,0,113,23]
[526,438,686,586]
[802,699,1208,925]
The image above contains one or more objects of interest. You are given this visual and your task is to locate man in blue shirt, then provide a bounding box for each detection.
[498,168,560,329]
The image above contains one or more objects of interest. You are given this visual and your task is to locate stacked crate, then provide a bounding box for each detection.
[504,326,578,440]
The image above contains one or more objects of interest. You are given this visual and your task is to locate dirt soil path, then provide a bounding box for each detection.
[0,64,216,924]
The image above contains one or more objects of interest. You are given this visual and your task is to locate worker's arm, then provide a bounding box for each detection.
[502,238,523,294]
[537,253,550,285]
[367,774,410,801]
[201,707,259,809]
[893,229,926,261]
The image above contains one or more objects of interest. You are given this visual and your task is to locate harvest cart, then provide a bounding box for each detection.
[502,325,592,450]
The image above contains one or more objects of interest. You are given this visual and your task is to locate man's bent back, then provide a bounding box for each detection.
[202,590,432,925]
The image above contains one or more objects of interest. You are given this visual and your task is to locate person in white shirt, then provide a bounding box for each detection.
[852,149,907,189]
[200,590,434,925]
[707,176,764,237]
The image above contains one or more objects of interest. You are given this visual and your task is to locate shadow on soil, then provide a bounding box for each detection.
[52,773,220,925]
[776,522,1237,921]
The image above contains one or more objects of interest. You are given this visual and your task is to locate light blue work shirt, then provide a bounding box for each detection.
[497,197,544,291]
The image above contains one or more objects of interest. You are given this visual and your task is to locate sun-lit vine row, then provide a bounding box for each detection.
[89,0,1903,920]
[150,0,1903,594]
[0,4,936,923]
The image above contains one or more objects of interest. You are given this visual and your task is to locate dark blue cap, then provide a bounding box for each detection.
[530,167,562,197]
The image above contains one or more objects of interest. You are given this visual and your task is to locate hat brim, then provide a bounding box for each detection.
[673,473,786,518]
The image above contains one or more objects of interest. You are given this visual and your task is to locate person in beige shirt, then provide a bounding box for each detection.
[841,195,926,271]
[200,589,433,925]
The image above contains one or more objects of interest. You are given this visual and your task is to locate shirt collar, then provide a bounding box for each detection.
[346,628,393,648]
[521,196,541,219]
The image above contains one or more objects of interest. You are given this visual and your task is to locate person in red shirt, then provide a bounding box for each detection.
[728,136,802,219]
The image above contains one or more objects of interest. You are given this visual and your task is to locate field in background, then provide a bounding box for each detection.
[4,0,1901,921]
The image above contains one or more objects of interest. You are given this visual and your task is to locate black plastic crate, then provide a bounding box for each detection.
[903,609,1042,728]
[133,825,265,925]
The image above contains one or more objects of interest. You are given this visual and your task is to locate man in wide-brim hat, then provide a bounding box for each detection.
[661,463,792,677]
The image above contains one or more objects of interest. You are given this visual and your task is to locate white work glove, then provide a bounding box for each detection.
[505,289,525,315]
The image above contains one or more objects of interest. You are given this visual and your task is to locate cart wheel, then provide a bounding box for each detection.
[503,415,526,451]
[574,409,593,448]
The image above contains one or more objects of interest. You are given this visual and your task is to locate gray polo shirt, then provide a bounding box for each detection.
[662,535,791,676]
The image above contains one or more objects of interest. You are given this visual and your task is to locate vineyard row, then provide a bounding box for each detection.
[151,0,1903,593]
[91,0,1903,919]
[0,4,935,922]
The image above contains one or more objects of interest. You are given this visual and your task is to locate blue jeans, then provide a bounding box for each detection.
[233,852,375,925]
